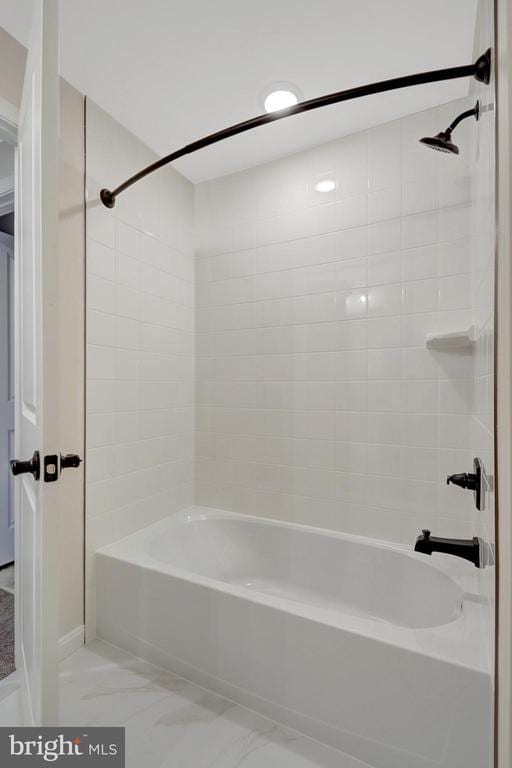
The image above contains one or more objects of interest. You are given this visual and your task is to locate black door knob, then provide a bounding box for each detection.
[10,450,40,481]
[60,453,81,469]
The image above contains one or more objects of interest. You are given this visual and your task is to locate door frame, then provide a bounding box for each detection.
[495,1,512,765]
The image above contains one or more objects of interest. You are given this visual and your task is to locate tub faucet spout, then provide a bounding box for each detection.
[414,529,482,567]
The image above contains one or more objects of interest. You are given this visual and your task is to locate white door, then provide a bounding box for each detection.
[12,0,61,725]
[0,233,15,567]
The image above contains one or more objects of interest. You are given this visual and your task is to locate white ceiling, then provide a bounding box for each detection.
[0,0,478,182]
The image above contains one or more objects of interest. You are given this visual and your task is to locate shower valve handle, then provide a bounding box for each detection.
[446,457,483,511]
[446,472,478,490]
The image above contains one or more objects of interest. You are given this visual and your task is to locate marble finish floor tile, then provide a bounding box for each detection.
[0,669,18,703]
[60,641,370,768]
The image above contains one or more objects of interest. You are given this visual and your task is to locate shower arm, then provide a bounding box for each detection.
[100,49,491,209]
[446,102,480,133]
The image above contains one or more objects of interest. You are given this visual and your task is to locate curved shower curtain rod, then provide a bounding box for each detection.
[100,48,491,209]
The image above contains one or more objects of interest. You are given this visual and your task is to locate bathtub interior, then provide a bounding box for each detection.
[143,510,465,629]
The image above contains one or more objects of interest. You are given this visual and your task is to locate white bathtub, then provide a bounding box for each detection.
[96,506,493,768]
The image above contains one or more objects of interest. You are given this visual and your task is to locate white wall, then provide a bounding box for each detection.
[85,100,195,636]
[0,142,14,180]
[0,27,26,111]
[195,100,480,544]
[58,80,86,649]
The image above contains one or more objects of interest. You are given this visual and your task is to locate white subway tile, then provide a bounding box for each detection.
[333,350,367,380]
[368,121,401,192]
[367,444,402,477]
[367,250,401,286]
[116,219,140,259]
[87,380,116,414]
[366,474,402,509]
[439,273,471,311]
[335,442,368,473]
[367,316,401,348]
[439,379,473,414]
[333,194,368,230]
[367,349,401,380]
[368,283,402,317]
[87,413,116,449]
[402,278,439,315]
[87,344,115,380]
[402,414,438,448]
[335,412,368,442]
[87,274,115,314]
[87,239,115,280]
[403,447,439,482]
[366,413,402,445]
[402,211,438,249]
[439,205,471,242]
[402,479,439,514]
[401,313,438,347]
[401,244,438,282]
[368,187,401,223]
[438,239,471,276]
[335,381,368,411]
[368,219,401,255]
[87,310,115,348]
[439,172,471,208]
[439,414,471,449]
[367,381,401,412]
[401,379,439,413]
[336,133,368,198]
[402,178,438,217]
[87,202,115,249]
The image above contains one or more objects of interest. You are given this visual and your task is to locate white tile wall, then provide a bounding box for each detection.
[85,88,494,654]
[85,101,195,636]
[195,99,484,544]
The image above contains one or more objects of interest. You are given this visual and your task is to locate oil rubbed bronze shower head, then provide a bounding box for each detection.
[419,100,480,155]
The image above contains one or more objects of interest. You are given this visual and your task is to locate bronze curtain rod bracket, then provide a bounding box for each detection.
[100,48,491,209]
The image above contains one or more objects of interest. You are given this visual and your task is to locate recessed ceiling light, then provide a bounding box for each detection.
[315,179,336,193]
[263,88,299,114]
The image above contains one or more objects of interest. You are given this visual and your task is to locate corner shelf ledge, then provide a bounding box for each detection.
[425,326,476,350]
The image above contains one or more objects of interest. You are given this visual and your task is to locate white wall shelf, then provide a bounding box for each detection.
[425,326,476,350]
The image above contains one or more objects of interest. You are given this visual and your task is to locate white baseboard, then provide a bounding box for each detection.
[59,625,85,661]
